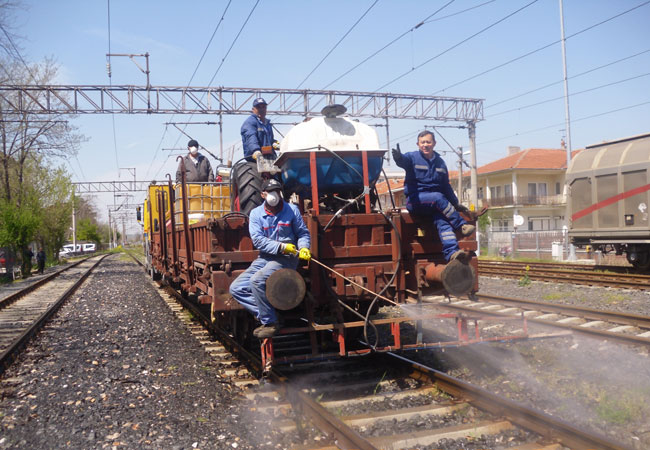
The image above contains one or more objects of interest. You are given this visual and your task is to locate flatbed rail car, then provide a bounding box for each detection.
[567,132,650,269]
[143,110,489,366]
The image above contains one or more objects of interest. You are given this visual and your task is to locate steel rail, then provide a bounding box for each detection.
[0,255,108,376]
[147,270,378,450]
[0,257,90,310]
[432,300,650,347]
[479,260,649,278]
[132,251,631,449]
[387,352,630,450]
[479,264,650,289]
[477,293,650,329]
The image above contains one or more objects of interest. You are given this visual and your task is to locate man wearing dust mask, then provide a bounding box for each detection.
[229,179,311,338]
[175,139,215,183]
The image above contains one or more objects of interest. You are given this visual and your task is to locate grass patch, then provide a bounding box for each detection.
[542,292,564,301]
[196,417,208,423]
[604,293,626,305]
[596,392,644,425]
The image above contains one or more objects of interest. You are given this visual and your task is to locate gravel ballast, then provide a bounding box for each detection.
[0,255,264,449]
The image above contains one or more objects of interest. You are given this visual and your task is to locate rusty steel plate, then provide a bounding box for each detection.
[441,259,475,297]
[266,268,306,310]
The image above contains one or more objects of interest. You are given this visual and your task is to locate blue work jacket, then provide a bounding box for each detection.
[241,114,274,161]
[396,150,459,206]
[248,201,310,257]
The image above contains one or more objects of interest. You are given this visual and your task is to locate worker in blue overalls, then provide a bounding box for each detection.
[393,130,475,262]
[229,179,311,338]
[241,97,275,162]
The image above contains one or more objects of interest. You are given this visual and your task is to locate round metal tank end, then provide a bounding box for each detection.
[266,268,306,310]
[440,260,475,297]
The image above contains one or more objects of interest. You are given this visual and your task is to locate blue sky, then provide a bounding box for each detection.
[14,0,650,226]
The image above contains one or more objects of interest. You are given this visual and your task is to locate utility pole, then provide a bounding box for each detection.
[467,121,478,211]
[457,147,464,202]
[71,187,77,251]
[559,0,572,167]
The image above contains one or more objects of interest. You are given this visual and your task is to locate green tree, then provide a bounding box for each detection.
[76,218,102,245]
[33,163,73,262]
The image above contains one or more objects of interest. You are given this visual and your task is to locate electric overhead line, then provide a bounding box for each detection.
[375,0,540,92]
[486,48,650,109]
[296,0,380,89]
[487,72,650,118]
[0,23,37,81]
[432,0,650,95]
[322,0,460,89]
[160,0,260,180]
[145,0,233,180]
[479,99,650,146]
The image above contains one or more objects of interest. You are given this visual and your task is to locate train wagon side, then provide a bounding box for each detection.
[566,132,650,269]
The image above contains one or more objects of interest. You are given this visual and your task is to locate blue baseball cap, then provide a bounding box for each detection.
[253,97,267,107]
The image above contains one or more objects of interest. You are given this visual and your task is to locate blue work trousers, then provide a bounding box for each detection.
[229,255,298,325]
[407,191,467,261]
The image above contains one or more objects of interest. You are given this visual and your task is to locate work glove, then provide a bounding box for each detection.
[455,204,470,215]
[281,243,297,255]
[272,140,280,150]
[252,150,262,160]
[298,248,311,261]
[391,143,403,164]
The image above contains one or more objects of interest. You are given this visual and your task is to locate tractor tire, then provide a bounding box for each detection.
[233,161,263,216]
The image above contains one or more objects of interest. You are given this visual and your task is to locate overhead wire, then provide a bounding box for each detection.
[432,0,650,95]
[145,0,235,180]
[321,0,458,89]
[487,72,650,118]
[374,0,540,92]
[486,48,650,109]
[296,0,379,89]
[158,0,261,180]
[479,100,650,146]
[0,23,37,81]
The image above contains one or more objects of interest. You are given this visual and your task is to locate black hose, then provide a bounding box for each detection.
[381,167,397,210]
[362,211,402,349]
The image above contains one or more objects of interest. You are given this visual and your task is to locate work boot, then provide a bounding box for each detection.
[253,322,281,338]
[460,224,475,237]
[450,249,467,263]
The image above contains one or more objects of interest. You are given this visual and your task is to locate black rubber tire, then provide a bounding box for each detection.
[232,161,263,216]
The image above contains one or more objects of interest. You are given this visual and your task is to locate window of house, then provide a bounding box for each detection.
[538,183,547,197]
[490,186,496,199]
[555,182,561,195]
[528,217,551,231]
[504,184,512,197]
[478,187,483,199]
[528,183,537,197]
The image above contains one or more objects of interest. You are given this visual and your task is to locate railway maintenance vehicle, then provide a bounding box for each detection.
[141,105,495,368]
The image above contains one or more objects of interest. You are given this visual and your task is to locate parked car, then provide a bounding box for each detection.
[0,248,19,279]
[82,243,96,252]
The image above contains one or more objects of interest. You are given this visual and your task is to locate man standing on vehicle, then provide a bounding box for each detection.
[392,130,475,262]
[175,139,215,183]
[229,179,311,338]
[241,97,275,162]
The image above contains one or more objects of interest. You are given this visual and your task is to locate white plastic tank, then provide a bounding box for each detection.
[280,104,381,152]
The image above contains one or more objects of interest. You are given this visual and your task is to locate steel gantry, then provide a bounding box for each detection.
[0,85,484,122]
[4,85,484,209]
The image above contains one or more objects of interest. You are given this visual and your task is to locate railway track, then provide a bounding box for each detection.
[0,255,107,376]
[479,259,650,290]
[126,252,628,450]
[429,292,650,348]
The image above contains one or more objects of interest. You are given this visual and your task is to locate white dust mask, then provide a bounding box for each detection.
[189,146,198,156]
[265,191,281,207]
